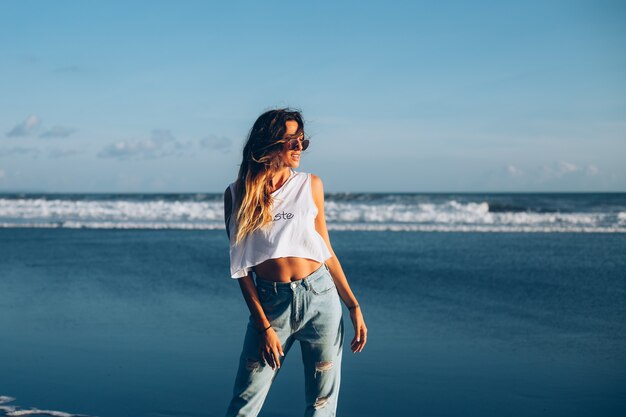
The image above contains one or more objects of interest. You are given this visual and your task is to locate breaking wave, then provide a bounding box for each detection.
[0,193,625,233]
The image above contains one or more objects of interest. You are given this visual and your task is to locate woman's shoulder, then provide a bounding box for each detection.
[305,171,322,184]
[293,170,321,189]
[295,169,321,181]
[301,171,324,197]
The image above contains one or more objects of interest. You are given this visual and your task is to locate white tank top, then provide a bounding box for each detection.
[226,169,332,279]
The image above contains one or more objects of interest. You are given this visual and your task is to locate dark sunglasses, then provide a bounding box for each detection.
[285,137,310,151]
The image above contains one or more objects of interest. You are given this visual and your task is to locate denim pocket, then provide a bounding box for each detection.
[308,273,336,295]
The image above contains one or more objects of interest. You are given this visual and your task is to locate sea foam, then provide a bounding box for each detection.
[0,396,94,417]
[0,194,624,233]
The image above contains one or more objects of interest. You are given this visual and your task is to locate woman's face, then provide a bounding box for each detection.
[279,120,304,168]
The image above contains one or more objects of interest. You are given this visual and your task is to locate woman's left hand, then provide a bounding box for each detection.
[349,306,367,353]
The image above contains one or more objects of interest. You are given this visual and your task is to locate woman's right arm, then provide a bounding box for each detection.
[237,274,270,331]
[224,187,284,369]
[237,273,285,370]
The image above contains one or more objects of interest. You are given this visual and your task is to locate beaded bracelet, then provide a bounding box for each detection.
[348,304,360,310]
[258,324,272,334]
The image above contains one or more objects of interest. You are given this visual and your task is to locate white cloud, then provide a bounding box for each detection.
[586,164,599,176]
[537,161,581,181]
[199,134,232,153]
[98,129,229,160]
[98,139,158,159]
[494,161,607,191]
[506,164,523,177]
[39,126,76,138]
[0,146,41,157]
[0,146,82,159]
[98,129,192,159]
[556,161,579,177]
[6,115,41,137]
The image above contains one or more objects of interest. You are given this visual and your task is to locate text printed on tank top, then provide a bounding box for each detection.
[273,211,294,221]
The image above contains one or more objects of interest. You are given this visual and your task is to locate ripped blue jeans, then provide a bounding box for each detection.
[225,262,344,417]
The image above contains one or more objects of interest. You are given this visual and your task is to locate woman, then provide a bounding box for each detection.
[223,108,367,416]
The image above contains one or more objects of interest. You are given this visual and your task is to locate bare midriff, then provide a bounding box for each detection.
[252,257,324,282]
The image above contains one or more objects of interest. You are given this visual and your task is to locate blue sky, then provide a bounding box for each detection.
[1,0,624,192]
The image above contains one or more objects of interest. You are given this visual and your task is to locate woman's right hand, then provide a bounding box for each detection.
[259,327,284,370]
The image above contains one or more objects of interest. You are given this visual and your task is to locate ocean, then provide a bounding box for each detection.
[0,193,625,417]
[1,192,625,232]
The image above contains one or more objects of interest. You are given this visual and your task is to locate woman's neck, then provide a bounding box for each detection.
[271,167,292,190]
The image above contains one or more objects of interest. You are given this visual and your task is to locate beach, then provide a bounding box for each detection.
[1,225,625,416]
[3,0,625,414]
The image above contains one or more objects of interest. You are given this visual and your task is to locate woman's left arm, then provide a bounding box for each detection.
[311,174,367,353]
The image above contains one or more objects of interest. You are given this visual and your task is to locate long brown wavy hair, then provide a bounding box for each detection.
[231,108,306,245]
